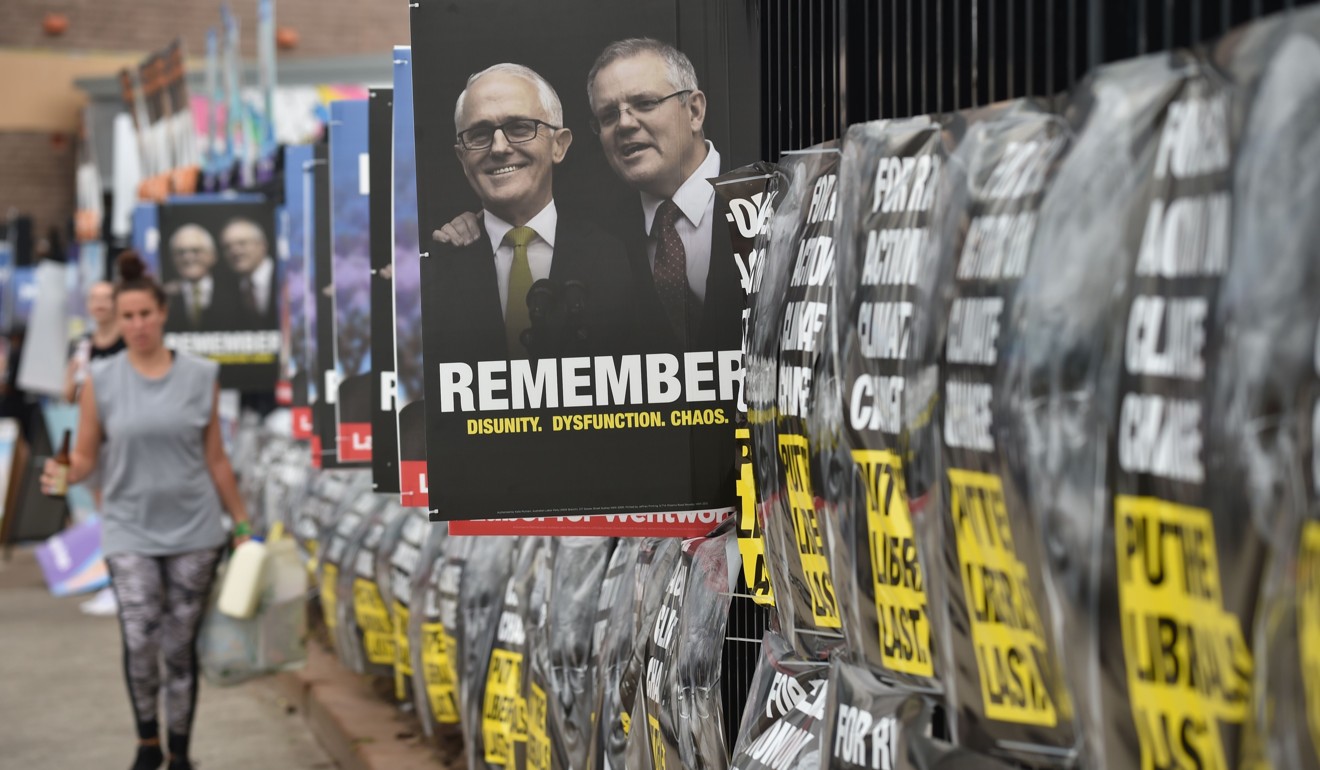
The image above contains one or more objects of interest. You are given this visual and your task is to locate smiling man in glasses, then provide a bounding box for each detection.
[439,63,631,361]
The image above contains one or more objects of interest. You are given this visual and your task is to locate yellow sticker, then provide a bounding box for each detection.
[1301,520,1320,761]
[393,602,411,701]
[949,468,1056,726]
[736,428,775,606]
[648,713,668,769]
[421,621,460,724]
[321,564,338,635]
[780,433,842,628]
[526,682,550,770]
[1115,495,1253,770]
[354,579,396,665]
[853,449,934,677]
[483,648,524,766]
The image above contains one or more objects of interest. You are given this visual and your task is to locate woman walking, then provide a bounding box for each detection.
[43,251,252,770]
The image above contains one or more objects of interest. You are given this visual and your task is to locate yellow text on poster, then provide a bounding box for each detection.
[949,468,1056,726]
[1301,520,1320,760]
[854,449,934,677]
[1115,496,1253,770]
[526,682,550,770]
[393,602,411,701]
[321,564,339,635]
[736,428,774,606]
[780,433,841,628]
[354,579,396,665]
[648,713,667,769]
[421,621,460,724]
[483,648,524,766]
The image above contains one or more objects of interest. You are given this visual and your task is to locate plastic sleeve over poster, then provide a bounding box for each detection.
[411,0,757,531]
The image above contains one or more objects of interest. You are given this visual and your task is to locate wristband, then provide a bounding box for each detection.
[234,520,252,537]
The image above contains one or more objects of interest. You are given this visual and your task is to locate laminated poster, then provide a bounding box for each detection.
[329,98,373,465]
[411,0,756,531]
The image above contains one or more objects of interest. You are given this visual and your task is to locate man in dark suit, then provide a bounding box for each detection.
[218,217,279,331]
[585,38,743,357]
[434,63,631,361]
[586,39,742,509]
[164,223,226,332]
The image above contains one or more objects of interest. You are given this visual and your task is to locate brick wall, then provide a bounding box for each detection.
[1,0,409,235]
[0,132,76,240]
[0,0,410,59]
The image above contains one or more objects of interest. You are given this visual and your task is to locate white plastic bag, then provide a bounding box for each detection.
[199,538,308,686]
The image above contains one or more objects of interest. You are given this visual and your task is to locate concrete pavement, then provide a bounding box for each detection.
[0,545,335,770]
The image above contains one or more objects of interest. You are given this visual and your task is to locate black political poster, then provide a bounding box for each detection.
[411,0,759,526]
[917,102,1079,764]
[393,47,428,507]
[157,198,280,391]
[286,143,316,440]
[829,118,945,690]
[371,87,401,493]
[310,145,344,468]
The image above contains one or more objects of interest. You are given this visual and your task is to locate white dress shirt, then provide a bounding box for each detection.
[484,201,557,319]
[641,141,720,303]
[241,257,276,316]
[182,275,214,319]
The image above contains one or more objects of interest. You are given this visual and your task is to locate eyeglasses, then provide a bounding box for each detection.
[456,118,559,151]
[589,90,691,134]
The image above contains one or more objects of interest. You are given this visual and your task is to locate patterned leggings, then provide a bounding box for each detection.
[106,548,223,746]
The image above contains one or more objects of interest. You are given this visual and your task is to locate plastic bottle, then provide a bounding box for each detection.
[218,537,269,619]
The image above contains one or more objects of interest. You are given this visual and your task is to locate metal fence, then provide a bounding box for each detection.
[762,0,1319,155]
[718,0,1319,757]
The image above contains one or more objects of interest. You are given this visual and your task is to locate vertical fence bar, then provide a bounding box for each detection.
[906,0,914,116]
[924,0,934,114]
[1046,0,1054,95]
[836,0,845,139]
[1026,0,1035,96]
[937,0,945,112]
[1163,0,1174,53]
[891,0,899,117]
[954,0,963,109]
[988,0,996,102]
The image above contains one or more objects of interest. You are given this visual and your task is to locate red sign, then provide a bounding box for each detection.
[338,423,372,462]
[401,460,428,508]
[310,434,322,469]
[276,379,293,406]
[447,508,734,538]
[292,407,314,440]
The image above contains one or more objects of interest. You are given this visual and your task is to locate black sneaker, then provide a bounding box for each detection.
[131,745,164,770]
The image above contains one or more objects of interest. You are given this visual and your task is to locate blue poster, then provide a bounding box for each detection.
[0,240,13,332]
[285,144,315,437]
[131,203,160,277]
[12,267,37,327]
[392,47,426,505]
[329,99,372,463]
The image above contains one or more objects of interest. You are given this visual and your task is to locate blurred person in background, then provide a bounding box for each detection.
[41,251,253,770]
[63,280,124,403]
[62,280,125,615]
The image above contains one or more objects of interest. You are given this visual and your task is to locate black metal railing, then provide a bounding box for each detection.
[763,0,1317,156]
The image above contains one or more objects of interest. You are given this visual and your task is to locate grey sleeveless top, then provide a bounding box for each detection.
[91,351,228,556]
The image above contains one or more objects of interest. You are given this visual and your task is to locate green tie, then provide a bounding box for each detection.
[504,226,536,355]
